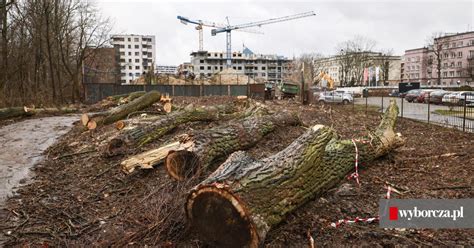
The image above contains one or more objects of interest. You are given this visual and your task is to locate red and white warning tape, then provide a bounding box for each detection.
[330,216,379,228]
[348,139,360,186]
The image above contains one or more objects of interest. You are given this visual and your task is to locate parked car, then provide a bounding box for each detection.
[416,89,437,103]
[318,91,353,104]
[404,89,422,102]
[442,91,474,105]
[428,90,449,104]
[388,90,400,97]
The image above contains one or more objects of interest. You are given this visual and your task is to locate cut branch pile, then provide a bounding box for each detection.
[185,100,404,247]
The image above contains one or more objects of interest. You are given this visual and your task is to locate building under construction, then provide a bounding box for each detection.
[189,46,291,84]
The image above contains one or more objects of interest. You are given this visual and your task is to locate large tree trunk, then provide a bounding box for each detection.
[186,100,404,248]
[0,107,33,120]
[86,91,161,128]
[165,111,300,180]
[106,104,237,156]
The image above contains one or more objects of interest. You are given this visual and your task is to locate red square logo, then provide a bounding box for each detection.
[389,207,398,221]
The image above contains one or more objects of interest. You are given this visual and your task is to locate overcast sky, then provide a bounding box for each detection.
[97,0,473,65]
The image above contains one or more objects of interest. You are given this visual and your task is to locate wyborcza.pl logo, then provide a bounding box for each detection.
[379,199,473,228]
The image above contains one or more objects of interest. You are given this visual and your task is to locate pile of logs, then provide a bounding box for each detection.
[76,93,403,247]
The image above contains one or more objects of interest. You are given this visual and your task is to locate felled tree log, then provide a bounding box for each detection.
[0,106,78,121]
[0,107,34,120]
[84,91,161,129]
[165,111,300,180]
[186,100,404,247]
[106,104,237,156]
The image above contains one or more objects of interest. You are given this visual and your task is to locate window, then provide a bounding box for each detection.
[113,37,125,42]
[215,66,218,70]
[451,62,455,67]
[449,71,454,77]
[200,60,204,63]
[129,73,133,76]
[134,45,139,49]
[458,51,463,58]
[444,53,449,58]
[238,66,242,70]
[207,66,211,70]
[443,72,448,77]
[135,66,140,70]
[129,66,132,69]
[134,38,139,42]
[199,66,204,70]
[135,59,139,63]
[135,52,139,56]
[416,65,420,70]
[143,66,148,70]
[458,61,462,67]
[128,52,131,56]
[120,59,125,62]
[128,38,131,42]
[443,62,448,68]
[128,59,132,62]
[135,73,140,77]
[128,45,131,49]
[262,66,266,70]
[261,73,266,77]
[456,71,461,77]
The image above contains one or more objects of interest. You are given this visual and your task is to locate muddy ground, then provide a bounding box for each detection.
[0,96,473,247]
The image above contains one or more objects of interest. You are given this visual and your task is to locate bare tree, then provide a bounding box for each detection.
[0,0,112,107]
[336,36,376,86]
[426,32,447,85]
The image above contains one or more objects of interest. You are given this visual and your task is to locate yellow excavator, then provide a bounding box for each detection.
[315,71,335,90]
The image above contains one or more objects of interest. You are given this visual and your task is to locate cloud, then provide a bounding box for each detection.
[96,0,473,65]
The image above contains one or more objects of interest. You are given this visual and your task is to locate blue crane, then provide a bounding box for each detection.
[211,11,316,68]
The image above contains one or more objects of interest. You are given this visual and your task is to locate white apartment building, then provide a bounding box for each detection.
[156,65,178,75]
[111,34,156,84]
[189,46,291,83]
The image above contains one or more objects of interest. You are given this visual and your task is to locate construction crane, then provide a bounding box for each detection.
[177,16,225,51]
[211,11,316,68]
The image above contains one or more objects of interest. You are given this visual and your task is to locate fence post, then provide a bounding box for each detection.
[381,95,384,112]
[401,97,404,118]
[427,93,430,124]
[463,94,467,132]
[365,96,368,115]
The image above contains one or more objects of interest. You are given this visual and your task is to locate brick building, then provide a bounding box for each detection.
[83,47,120,84]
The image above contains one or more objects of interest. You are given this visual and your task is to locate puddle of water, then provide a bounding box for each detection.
[0,115,78,205]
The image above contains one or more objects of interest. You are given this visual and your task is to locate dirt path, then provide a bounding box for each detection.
[0,116,78,205]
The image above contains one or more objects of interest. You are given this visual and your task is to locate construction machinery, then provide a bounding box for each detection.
[211,11,316,68]
[316,71,335,90]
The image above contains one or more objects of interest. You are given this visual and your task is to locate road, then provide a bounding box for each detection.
[0,116,77,205]
[354,97,474,132]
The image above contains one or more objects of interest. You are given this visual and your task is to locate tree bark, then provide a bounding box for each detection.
[106,104,237,156]
[0,107,33,120]
[91,90,161,127]
[165,111,300,181]
[186,100,403,248]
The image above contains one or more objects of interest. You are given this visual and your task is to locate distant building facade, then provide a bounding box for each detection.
[189,46,291,83]
[83,47,120,84]
[401,31,474,86]
[111,34,156,84]
[156,65,178,75]
[313,52,401,86]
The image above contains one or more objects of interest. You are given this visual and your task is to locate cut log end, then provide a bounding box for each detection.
[163,102,172,113]
[186,186,259,248]
[115,120,125,130]
[165,150,200,180]
[87,120,97,130]
[81,114,89,126]
[106,138,125,156]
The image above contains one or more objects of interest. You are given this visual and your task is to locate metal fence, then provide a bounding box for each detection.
[354,95,474,133]
[83,83,264,103]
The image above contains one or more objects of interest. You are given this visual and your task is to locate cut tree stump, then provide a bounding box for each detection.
[105,104,237,156]
[186,100,404,248]
[164,110,300,180]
